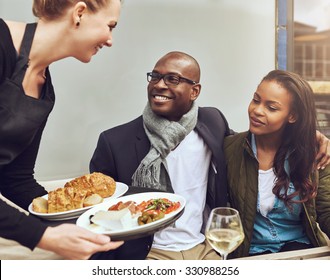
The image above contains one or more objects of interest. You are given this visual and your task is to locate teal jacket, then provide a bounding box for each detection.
[224,131,330,258]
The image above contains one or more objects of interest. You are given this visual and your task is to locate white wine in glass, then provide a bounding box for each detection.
[205,207,244,260]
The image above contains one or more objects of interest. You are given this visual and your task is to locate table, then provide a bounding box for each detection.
[237,246,330,260]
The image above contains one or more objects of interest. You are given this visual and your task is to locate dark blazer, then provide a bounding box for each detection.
[90,107,231,259]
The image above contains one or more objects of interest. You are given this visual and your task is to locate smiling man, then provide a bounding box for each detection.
[89,51,233,260]
[146,52,200,122]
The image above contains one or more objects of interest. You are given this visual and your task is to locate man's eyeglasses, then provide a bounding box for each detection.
[147,72,198,86]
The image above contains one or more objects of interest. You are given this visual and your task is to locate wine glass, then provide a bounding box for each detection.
[205,207,244,260]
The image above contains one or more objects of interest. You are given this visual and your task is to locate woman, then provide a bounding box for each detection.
[225,70,330,258]
[0,0,123,259]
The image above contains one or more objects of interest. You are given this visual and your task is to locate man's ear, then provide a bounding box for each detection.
[190,84,201,101]
[72,1,87,26]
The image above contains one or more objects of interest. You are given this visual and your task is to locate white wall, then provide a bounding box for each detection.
[0,0,276,180]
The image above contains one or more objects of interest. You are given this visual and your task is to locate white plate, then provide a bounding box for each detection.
[76,192,186,241]
[28,182,129,221]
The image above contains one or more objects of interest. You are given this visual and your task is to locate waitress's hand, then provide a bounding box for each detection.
[316,130,330,170]
[37,224,124,260]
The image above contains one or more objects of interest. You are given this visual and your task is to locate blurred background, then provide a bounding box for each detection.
[292,0,330,138]
[0,0,276,180]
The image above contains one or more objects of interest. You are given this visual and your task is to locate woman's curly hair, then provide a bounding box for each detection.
[261,70,318,206]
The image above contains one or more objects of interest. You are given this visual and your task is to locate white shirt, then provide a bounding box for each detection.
[152,130,212,251]
[258,168,276,217]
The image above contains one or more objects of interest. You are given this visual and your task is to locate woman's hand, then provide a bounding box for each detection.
[37,224,124,260]
[316,130,330,170]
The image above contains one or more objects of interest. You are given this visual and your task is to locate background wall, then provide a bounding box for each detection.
[0,0,276,180]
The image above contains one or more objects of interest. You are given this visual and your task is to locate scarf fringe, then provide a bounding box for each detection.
[131,161,164,190]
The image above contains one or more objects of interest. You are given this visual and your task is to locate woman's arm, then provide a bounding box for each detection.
[316,166,330,238]
[316,131,330,170]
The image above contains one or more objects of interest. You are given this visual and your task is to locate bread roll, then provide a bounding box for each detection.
[64,172,116,198]
[32,173,116,213]
[55,188,74,212]
[46,172,115,213]
[32,197,48,213]
[83,194,104,207]
[47,190,57,213]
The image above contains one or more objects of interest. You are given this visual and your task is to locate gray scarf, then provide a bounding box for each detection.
[131,102,198,191]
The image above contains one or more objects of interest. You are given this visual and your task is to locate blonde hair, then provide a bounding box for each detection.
[32,0,113,20]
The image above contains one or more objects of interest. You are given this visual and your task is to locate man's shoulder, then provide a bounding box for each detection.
[197,106,228,126]
[101,116,143,136]
[198,106,221,113]
[198,106,225,118]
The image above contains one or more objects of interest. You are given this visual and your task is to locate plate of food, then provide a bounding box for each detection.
[76,192,186,241]
[28,172,128,221]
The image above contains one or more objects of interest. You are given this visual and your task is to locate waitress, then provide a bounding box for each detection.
[0,0,123,259]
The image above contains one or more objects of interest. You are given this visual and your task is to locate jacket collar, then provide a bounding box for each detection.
[246,131,291,174]
[195,110,222,163]
[134,116,150,162]
[242,131,256,160]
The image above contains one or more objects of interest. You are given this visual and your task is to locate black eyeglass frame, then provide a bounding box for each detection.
[146,72,198,86]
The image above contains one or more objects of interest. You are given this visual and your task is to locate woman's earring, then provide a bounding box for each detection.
[76,21,80,27]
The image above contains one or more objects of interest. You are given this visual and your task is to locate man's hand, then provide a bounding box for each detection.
[316,130,330,170]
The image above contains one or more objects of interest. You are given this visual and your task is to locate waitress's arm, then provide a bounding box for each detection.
[0,125,47,210]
